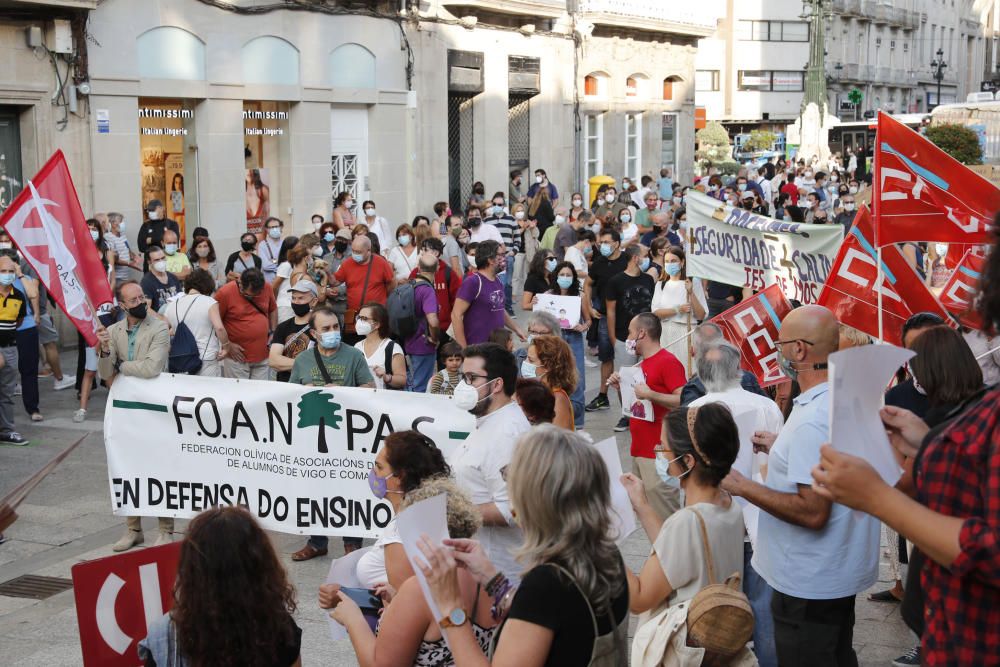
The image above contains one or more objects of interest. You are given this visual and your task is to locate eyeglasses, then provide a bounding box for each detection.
[776,338,815,346]
[356,315,372,323]
[460,372,490,384]
[527,329,550,336]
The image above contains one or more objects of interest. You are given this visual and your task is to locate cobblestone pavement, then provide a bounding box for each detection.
[0,331,913,665]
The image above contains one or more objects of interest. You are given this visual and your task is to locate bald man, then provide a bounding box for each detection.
[722,305,879,667]
[331,234,395,345]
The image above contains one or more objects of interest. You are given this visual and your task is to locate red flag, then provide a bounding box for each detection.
[939,249,986,329]
[710,284,791,388]
[874,111,1000,246]
[818,207,952,345]
[945,242,988,270]
[0,151,112,346]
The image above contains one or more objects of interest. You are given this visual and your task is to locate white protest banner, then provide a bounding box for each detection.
[535,294,581,328]
[104,375,476,538]
[685,191,843,304]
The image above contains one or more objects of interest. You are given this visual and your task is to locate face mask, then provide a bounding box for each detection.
[777,347,798,381]
[605,194,615,204]
[514,211,525,220]
[319,330,341,349]
[591,223,602,235]
[545,258,557,272]
[152,260,167,273]
[583,245,593,256]
[665,263,681,277]
[355,320,374,336]
[621,214,632,224]
[843,203,855,212]
[398,235,411,247]
[351,252,365,263]
[849,186,859,194]
[521,359,538,378]
[196,247,210,258]
[831,175,839,182]
[453,378,496,412]
[493,205,503,215]
[90,229,100,241]
[334,241,349,253]
[0,243,10,251]
[0,272,14,286]
[557,275,574,290]
[554,215,566,225]
[364,208,376,217]
[625,337,638,356]
[655,454,692,489]
[935,243,948,257]
[344,200,353,209]
[127,302,148,320]
[536,175,543,184]
[148,210,160,220]
[737,183,747,192]
[313,222,323,231]
[323,232,335,243]
[268,227,281,239]
[291,302,311,317]
[673,196,682,206]
[708,185,718,192]
[469,217,482,228]
[312,246,324,257]
[164,243,177,255]
[467,253,477,265]
[241,240,255,252]
[600,243,614,257]
[119,221,127,233]
[367,467,396,500]
[804,172,813,179]
[572,199,583,207]
[639,257,650,271]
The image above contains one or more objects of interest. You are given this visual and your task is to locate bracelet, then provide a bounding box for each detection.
[485,571,507,597]
[490,579,512,621]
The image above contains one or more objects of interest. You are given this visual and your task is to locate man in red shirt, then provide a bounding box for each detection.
[609,312,686,521]
[332,235,395,345]
[780,168,800,205]
[216,268,277,380]
[410,237,461,334]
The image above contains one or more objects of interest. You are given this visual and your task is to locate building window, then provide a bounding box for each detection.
[625,113,642,180]
[695,70,720,92]
[738,70,804,92]
[584,72,608,98]
[662,76,681,101]
[583,113,603,183]
[738,20,809,42]
[661,113,677,176]
[508,95,531,172]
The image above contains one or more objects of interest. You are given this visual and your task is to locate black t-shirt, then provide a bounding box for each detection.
[271,316,312,382]
[884,378,930,419]
[523,273,549,297]
[589,253,630,312]
[140,272,183,312]
[606,271,654,340]
[500,562,629,667]
[224,251,263,276]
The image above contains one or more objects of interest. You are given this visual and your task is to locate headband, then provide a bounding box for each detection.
[686,407,713,467]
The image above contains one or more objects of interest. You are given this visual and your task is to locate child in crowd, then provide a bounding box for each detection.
[428,341,463,396]
[488,327,514,353]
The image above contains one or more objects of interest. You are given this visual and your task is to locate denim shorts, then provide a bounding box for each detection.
[597,317,615,363]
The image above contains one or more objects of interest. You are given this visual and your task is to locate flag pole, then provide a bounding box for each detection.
[874,113,885,343]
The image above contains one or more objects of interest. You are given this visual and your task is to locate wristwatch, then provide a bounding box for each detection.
[439,608,468,629]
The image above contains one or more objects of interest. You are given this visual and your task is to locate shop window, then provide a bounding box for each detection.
[137,27,205,81]
[242,36,300,86]
[138,98,197,244]
[330,44,376,88]
[243,101,290,235]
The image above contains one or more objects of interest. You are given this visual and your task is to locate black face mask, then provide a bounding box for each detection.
[128,303,148,320]
[468,217,482,228]
[291,302,312,317]
[334,241,348,253]
[241,240,255,252]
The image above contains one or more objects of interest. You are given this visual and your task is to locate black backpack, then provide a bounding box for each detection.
[387,275,434,340]
[168,297,205,375]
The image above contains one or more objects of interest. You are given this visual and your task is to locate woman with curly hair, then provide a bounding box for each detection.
[522,334,578,431]
[138,506,300,667]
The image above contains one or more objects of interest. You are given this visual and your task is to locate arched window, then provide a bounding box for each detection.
[584,72,608,98]
[242,36,300,86]
[663,76,683,101]
[137,27,205,80]
[626,74,649,99]
[330,43,376,88]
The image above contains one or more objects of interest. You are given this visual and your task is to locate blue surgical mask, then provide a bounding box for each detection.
[319,330,341,349]
[556,275,574,290]
[268,227,281,239]
[493,205,503,215]
[0,272,14,286]
[324,232,335,243]
[164,243,177,255]
[351,252,365,263]
[655,453,691,489]
[599,243,613,257]
[639,257,650,271]
[521,359,538,378]
[584,245,593,256]
[621,214,632,224]
[665,263,681,277]
[545,258,557,272]
[398,235,411,247]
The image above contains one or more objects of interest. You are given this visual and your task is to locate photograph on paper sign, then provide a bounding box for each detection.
[618,366,652,421]
[534,294,581,328]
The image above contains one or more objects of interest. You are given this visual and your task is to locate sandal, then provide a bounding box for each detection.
[291,544,328,561]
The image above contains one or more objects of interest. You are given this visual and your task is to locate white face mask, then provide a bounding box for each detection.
[554,215,566,225]
[514,211,525,220]
[572,199,582,207]
[849,186,859,194]
[535,175,543,184]
[935,243,948,257]
[312,246,324,257]
[605,194,616,204]
[147,210,160,220]
[355,320,373,336]
[364,208,376,217]
[152,260,167,273]
[453,379,494,412]
[196,247,210,258]
[843,202,855,211]
[467,254,477,266]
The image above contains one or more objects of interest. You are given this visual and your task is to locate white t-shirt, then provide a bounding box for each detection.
[354,338,404,389]
[564,245,589,289]
[366,216,394,253]
[386,245,419,282]
[470,223,503,244]
[449,401,530,583]
[355,519,401,589]
[650,279,707,325]
[164,293,220,361]
[274,261,294,308]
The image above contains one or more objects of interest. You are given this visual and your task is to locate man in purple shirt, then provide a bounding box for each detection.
[451,240,526,347]
[405,252,442,391]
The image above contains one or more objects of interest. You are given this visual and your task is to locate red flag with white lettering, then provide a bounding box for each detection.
[710,284,792,388]
[945,242,988,270]
[939,249,986,330]
[0,151,112,347]
[818,207,952,345]
[874,111,1000,246]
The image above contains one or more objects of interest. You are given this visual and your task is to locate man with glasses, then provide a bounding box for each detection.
[257,217,285,283]
[449,343,530,582]
[451,240,525,348]
[97,280,171,550]
[722,305,880,666]
[833,193,858,231]
[215,268,277,380]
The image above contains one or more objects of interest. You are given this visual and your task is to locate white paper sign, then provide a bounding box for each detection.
[729,409,762,547]
[592,437,637,545]
[324,546,371,641]
[829,344,915,486]
[619,366,652,421]
[535,294,581,328]
[396,493,449,629]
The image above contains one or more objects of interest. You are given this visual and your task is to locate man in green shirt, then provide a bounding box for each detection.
[289,306,374,561]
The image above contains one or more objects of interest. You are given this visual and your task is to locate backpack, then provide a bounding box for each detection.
[168,297,205,375]
[387,275,433,340]
[382,339,408,391]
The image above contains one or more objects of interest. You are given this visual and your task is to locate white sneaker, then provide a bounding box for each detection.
[154,531,173,547]
[72,408,87,423]
[53,374,76,391]
[112,529,144,552]
[584,358,598,368]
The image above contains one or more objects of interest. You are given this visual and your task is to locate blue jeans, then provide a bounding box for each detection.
[561,329,586,429]
[744,542,777,667]
[504,254,515,314]
[407,353,436,392]
[308,535,361,551]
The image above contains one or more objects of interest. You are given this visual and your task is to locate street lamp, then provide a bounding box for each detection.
[930,47,947,110]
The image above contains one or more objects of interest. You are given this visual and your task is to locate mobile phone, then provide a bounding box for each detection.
[339,587,384,614]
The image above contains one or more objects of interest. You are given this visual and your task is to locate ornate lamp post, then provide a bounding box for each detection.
[931,47,947,110]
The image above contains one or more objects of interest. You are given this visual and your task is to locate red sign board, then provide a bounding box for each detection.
[72,542,182,667]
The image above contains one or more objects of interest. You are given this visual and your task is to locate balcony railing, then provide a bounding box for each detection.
[6,0,98,8]
[577,0,718,33]
[831,0,864,15]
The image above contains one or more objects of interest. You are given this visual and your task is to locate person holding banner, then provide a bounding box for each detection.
[650,245,705,373]
[216,268,276,380]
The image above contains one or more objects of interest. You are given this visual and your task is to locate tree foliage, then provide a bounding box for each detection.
[743,130,777,153]
[924,124,983,165]
[696,121,732,164]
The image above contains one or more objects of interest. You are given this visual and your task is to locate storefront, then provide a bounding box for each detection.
[137,98,197,247]
[243,101,290,234]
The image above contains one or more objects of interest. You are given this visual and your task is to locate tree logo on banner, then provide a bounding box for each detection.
[296,390,343,454]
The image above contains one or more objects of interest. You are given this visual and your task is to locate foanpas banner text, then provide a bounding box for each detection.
[685,191,844,304]
[104,375,475,538]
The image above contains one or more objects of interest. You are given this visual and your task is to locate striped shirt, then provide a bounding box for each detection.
[105,232,132,281]
[485,214,520,253]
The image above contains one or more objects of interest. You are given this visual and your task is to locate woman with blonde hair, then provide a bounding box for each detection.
[649,245,706,373]
[417,424,629,666]
[522,334,577,431]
